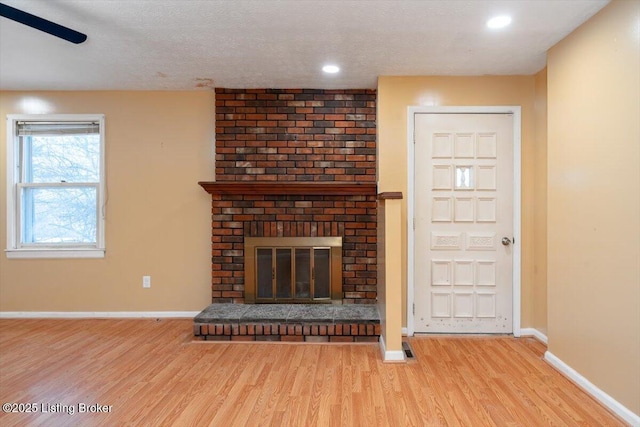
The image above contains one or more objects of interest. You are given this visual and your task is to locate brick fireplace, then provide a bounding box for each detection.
[201,88,377,305]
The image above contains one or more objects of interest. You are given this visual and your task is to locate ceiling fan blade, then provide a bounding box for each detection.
[0,2,87,44]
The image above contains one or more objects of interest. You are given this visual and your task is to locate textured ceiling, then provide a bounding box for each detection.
[0,0,609,90]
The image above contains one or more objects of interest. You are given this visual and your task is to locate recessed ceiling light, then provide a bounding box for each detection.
[487,15,512,29]
[322,65,340,74]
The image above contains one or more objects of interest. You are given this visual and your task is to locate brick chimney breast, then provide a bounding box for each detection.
[209,89,377,304]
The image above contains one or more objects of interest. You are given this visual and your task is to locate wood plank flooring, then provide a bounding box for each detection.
[0,319,626,426]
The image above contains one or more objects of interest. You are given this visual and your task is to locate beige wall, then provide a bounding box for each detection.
[377,197,404,357]
[547,0,640,414]
[377,75,544,329]
[533,69,548,334]
[0,91,215,312]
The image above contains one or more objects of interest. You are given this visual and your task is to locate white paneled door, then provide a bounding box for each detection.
[414,113,514,333]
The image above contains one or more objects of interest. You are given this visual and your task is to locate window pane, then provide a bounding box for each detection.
[21,187,97,244]
[314,249,331,299]
[295,248,311,299]
[455,166,474,190]
[275,249,292,299]
[256,249,273,299]
[28,134,100,183]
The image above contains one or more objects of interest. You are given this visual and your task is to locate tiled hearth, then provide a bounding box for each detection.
[193,304,380,342]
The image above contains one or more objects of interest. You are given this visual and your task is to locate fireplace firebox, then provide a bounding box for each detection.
[244,237,342,303]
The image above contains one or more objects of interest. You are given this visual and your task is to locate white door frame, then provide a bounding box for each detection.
[406,106,522,337]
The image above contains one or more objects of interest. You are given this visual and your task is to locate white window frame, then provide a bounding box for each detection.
[5,114,106,259]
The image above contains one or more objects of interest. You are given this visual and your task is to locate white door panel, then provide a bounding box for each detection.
[414,113,513,333]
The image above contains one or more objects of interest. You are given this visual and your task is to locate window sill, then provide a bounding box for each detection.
[5,248,105,259]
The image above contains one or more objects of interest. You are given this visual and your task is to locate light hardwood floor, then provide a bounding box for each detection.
[0,319,626,426]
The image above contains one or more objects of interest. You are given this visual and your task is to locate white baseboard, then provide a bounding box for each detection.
[401,327,408,336]
[544,351,639,426]
[0,311,200,319]
[379,334,405,362]
[520,328,548,344]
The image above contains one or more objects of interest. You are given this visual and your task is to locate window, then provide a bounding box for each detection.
[6,114,105,258]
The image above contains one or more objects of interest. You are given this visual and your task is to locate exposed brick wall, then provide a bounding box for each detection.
[211,194,377,304]
[215,88,376,182]
[211,88,377,304]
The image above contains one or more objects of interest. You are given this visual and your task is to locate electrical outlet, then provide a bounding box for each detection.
[142,276,151,288]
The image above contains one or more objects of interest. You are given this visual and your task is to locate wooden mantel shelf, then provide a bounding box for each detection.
[198,181,378,196]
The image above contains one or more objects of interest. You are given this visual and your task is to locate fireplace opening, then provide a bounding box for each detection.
[244,237,343,303]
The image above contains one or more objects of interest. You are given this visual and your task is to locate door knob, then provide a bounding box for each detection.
[501,237,512,246]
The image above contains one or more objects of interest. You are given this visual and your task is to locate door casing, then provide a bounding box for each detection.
[406,106,522,336]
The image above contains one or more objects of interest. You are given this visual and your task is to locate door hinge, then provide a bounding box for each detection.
[413,303,415,315]
[413,218,415,230]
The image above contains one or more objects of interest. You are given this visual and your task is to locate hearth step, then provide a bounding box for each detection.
[193,303,380,343]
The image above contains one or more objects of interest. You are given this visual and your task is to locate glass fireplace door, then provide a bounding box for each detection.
[313,248,330,299]
[255,246,331,302]
[244,237,342,303]
[295,248,311,298]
